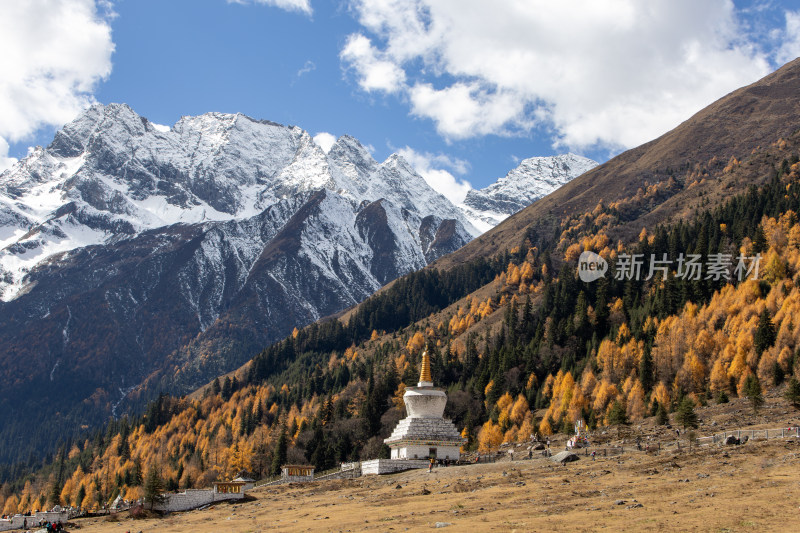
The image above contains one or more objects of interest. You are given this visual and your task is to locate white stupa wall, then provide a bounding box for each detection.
[403,388,447,418]
[390,444,461,460]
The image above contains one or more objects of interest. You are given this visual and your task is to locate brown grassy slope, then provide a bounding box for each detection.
[73,440,800,533]
[74,395,800,532]
[434,57,800,269]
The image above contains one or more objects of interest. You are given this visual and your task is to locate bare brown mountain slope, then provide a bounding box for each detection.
[434,56,800,269]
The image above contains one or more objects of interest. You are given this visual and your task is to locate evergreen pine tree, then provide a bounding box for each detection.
[743,374,765,414]
[754,310,776,356]
[144,464,166,510]
[784,377,800,409]
[772,361,785,386]
[117,425,131,460]
[362,373,382,437]
[309,426,328,471]
[378,443,391,459]
[270,425,288,476]
[463,411,474,450]
[48,480,61,507]
[655,402,669,425]
[464,333,478,378]
[753,225,768,253]
[607,400,629,425]
[221,376,233,401]
[674,397,698,429]
[132,456,143,486]
[639,344,655,393]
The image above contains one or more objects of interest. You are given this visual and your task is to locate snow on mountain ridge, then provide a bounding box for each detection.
[0,104,476,301]
[459,153,598,231]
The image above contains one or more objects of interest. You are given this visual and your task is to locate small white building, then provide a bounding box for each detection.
[280,464,314,483]
[383,349,465,461]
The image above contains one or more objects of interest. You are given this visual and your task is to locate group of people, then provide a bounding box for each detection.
[37,520,65,532]
[428,458,455,472]
[6,513,66,532]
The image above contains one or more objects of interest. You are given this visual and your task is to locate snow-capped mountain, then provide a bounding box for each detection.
[0,103,476,451]
[0,104,476,301]
[459,153,597,231]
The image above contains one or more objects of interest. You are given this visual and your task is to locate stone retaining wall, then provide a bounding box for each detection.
[316,467,362,481]
[151,488,244,512]
[0,511,68,531]
[361,459,430,475]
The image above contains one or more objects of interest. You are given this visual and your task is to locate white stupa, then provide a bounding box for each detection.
[384,347,465,461]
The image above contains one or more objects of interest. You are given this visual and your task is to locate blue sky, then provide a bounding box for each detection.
[1,0,799,202]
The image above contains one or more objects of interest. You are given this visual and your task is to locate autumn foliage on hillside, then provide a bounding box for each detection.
[3,145,800,514]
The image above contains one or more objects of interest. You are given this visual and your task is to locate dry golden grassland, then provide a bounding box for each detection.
[71,435,800,533]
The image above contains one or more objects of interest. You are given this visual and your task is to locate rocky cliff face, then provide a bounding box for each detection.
[0,104,476,457]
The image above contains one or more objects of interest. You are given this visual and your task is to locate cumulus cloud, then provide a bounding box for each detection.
[409,83,529,140]
[228,0,312,15]
[313,132,337,153]
[342,0,774,151]
[0,0,114,171]
[776,10,800,65]
[340,34,406,94]
[395,146,472,204]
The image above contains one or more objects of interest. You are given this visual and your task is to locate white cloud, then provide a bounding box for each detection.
[228,0,312,15]
[313,132,337,153]
[340,34,406,94]
[776,10,800,65]
[409,83,529,140]
[395,146,472,204]
[343,0,774,151]
[0,0,113,168]
[0,138,17,173]
[297,60,316,77]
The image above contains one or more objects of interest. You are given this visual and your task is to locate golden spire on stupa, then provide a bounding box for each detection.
[419,345,432,386]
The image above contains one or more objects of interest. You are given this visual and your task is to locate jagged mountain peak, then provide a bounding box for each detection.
[459,152,597,231]
[49,103,147,157]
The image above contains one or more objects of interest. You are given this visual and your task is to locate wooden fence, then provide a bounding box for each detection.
[701,426,800,445]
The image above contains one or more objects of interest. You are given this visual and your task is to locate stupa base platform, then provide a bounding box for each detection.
[388,442,462,460]
[360,459,431,475]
